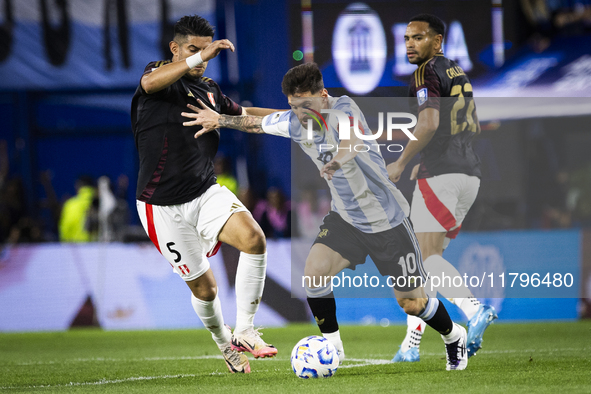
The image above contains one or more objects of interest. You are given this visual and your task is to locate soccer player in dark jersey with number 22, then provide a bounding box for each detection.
[131,15,279,374]
[387,14,498,363]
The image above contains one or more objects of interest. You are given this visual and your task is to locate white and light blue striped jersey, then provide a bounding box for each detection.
[262,96,409,233]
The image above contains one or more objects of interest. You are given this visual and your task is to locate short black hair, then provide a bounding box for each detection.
[410,14,445,37]
[281,63,324,96]
[174,15,215,42]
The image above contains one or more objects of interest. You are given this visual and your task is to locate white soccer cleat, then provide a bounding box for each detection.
[231,327,278,358]
[444,323,468,371]
[324,336,345,364]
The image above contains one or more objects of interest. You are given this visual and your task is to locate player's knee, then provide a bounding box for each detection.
[189,283,217,301]
[242,225,266,254]
[304,258,331,279]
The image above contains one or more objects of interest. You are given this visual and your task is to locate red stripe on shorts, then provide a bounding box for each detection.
[206,241,222,257]
[418,178,457,231]
[145,203,161,253]
[446,224,462,239]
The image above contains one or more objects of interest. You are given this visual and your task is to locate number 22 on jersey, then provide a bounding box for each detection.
[450,83,477,135]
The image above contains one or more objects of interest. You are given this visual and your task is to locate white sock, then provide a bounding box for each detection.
[401,314,426,352]
[442,323,462,344]
[191,292,231,347]
[451,297,481,320]
[323,330,342,344]
[234,252,267,334]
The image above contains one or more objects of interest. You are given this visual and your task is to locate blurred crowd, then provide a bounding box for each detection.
[3,139,591,246]
[521,0,591,51]
[0,148,306,246]
[0,141,134,246]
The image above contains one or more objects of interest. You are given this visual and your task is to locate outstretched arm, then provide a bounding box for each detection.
[182,101,265,138]
[219,113,264,134]
[141,39,235,94]
[243,107,285,117]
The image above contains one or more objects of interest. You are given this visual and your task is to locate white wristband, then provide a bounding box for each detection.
[186,52,203,69]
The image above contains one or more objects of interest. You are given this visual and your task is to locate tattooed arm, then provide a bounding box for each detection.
[219,113,264,134]
[182,100,264,138]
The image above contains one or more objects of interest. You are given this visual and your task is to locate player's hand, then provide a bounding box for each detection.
[320,160,342,181]
[387,161,405,183]
[182,100,221,138]
[200,39,235,62]
[409,164,420,181]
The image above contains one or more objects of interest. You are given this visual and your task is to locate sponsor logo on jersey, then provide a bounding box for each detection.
[317,229,329,238]
[417,88,428,106]
[207,92,216,106]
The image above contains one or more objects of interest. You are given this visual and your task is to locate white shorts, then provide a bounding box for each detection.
[137,184,248,281]
[410,173,480,241]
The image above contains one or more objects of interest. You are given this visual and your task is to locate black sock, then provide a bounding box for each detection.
[419,298,453,335]
[307,294,339,334]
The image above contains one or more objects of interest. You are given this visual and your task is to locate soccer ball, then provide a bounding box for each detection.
[290,335,339,379]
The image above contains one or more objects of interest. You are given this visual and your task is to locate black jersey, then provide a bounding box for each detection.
[409,54,481,179]
[131,60,242,205]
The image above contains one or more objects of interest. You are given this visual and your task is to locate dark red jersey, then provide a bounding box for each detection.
[131,61,242,205]
[409,54,481,179]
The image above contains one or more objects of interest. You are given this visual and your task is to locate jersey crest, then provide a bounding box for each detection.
[207,92,216,106]
[417,88,428,106]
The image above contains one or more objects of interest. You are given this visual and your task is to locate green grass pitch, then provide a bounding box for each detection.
[1,321,590,393]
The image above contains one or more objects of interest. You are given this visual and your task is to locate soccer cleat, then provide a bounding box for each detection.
[231,327,278,358]
[220,343,250,373]
[466,304,498,357]
[391,346,420,363]
[328,338,346,364]
[445,323,468,371]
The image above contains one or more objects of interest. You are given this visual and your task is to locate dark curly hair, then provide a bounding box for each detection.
[281,63,324,96]
[174,15,215,43]
[410,14,445,37]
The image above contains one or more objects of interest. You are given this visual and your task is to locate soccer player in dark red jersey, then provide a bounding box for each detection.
[131,15,279,373]
[387,14,498,363]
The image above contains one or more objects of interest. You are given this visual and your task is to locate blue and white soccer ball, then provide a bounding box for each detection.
[290,335,339,379]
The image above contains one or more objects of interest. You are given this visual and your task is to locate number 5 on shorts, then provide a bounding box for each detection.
[166,242,182,262]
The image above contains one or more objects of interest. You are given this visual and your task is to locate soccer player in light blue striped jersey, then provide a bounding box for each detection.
[182,63,468,371]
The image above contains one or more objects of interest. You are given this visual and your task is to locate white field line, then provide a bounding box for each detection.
[1,347,587,390]
[8,346,587,366]
[0,374,200,389]
[13,355,225,366]
[0,358,388,389]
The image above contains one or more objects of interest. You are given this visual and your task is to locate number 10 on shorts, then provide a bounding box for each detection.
[398,253,417,277]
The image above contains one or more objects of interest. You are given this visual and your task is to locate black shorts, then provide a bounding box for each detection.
[313,211,427,291]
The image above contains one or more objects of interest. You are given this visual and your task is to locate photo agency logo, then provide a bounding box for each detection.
[303,107,417,153]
